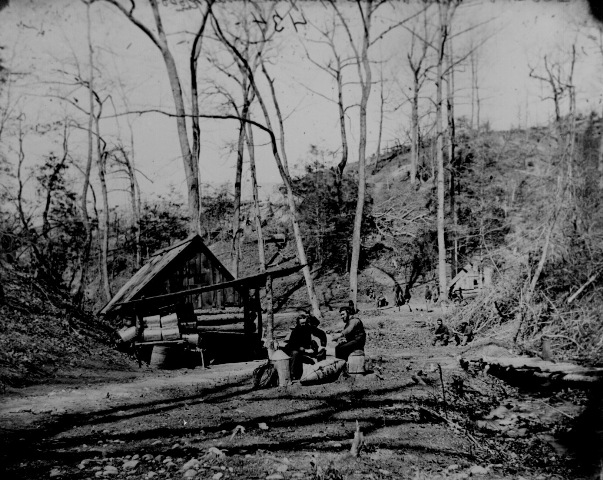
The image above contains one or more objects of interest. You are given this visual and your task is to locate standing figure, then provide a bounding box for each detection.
[432,318,451,346]
[404,284,413,312]
[424,286,432,312]
[394,284,405,311]
[333,307,366,361]
[282,314,327,380]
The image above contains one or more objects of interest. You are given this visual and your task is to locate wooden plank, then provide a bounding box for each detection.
[134,340,186,346]
[115,264,305,307]
[196,313,246,324]
[196,326,247,333]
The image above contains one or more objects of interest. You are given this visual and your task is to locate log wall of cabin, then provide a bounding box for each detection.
[143,250,241,310]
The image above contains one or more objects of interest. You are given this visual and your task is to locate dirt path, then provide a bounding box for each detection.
[0,305,591,480]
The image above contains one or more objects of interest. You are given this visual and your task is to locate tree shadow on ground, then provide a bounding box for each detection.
[1,377,478,479]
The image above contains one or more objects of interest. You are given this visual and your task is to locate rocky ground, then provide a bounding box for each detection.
[0,303,597,480]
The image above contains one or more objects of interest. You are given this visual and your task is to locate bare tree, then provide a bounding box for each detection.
[434,1,459,299]
[469,41,480,130]
[72,0,96,305]
[211,5,323,324]
[112,144,142,267]
[103,0,214,234]
[204,5,264,277]
[302,13,355,201]
[333,0,421,305]
[404,9,433,186]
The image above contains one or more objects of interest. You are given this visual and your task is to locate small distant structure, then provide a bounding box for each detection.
[100,234,302,365]
[449,261,493,299]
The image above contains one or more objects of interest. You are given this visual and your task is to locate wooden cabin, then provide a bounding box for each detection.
[100,234,302,366]
[449,261,493,299]
[100,234,246,318]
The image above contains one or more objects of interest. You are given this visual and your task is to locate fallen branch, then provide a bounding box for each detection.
[567,271,600,305]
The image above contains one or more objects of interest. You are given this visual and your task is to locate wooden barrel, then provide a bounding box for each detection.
[143,315,161,329]
[347,350,365,374]
[160,313,179,328]
[142,329,162,342]
[118,326,137,342]
[150,346,172,369]
[161,327,180,341]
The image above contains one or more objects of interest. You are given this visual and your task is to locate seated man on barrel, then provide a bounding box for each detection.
[333,306,366,361]
[282,314,327,380]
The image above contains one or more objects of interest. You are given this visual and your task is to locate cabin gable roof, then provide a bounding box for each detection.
[99,234,233,316]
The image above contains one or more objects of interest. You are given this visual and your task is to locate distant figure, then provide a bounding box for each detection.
[449,285,464,303]
[394,284,404,311]
[394,284,412,312]
[424,286,432,312]
[404,285,412,312]
[333,307,366,361]
[348,300,359,315]
[282,314,327,380]
[377,292,388,308]
[454,321,474,346]
[432,318,451,346]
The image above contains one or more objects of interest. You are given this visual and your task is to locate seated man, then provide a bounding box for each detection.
[377,292,388,308]
[432,318,451,346]
[333,307,366,361]
[282,314,327,380]
[455,321,474,346]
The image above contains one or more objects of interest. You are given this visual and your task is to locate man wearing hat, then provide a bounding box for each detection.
[282,314,327,380]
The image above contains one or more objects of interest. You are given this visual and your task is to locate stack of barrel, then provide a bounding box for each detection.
[140,312,200,368]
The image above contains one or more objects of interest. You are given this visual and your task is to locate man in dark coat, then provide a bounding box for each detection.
[283,314,327,380]
[333,307,366,360]
[432,318,451,346]
[454,321,474,346]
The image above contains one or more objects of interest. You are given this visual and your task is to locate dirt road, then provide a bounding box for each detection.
[0,306,591,480]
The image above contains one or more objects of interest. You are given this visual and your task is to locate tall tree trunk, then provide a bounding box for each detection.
[435,3,448,299]
[190,1,213,235]
[125,135,142,268]
[335,67,349,202]
[231,115,245,278]
[149,0,200,234]
[95,108,111,302]
[446,37,457,277]
[212,15,321,320]
[376,68,384,162]
[105,0,203,234]
[349,0,373,307]
[470,47,479,130]
[410,77,419,185]
[231,85,253,277]
[246,121,273,355]
[74,0,94,305]
[260,64,321,319]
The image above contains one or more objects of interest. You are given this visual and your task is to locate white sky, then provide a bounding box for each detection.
[0,0,600,211]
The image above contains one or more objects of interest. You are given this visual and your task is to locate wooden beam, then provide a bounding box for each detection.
[116,264,305,308]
